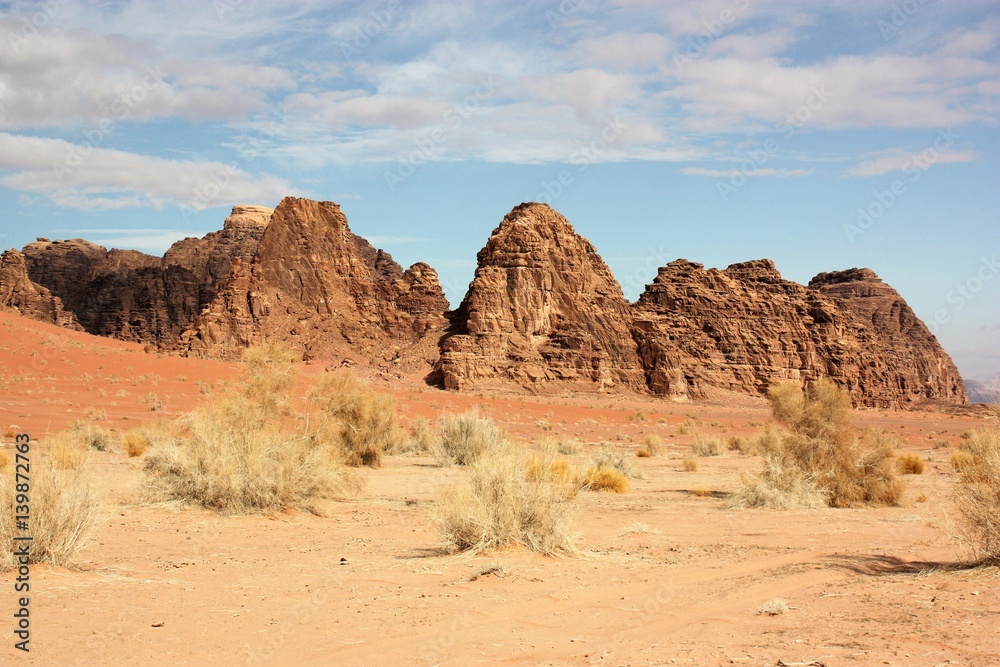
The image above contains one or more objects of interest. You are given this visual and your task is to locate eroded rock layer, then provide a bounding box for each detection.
[21,206,271,346]
[0,249,79,329]
[182,197,449,364]
[436,202,647,392]
[631,259,967,408]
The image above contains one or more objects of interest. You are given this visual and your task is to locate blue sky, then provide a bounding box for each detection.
[0,0,997,380]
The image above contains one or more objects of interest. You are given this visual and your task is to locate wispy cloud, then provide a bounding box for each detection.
[844,149,980,177]
[681,167,814,178]
[0,132,292,211]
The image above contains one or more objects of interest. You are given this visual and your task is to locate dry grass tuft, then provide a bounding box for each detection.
[143,342,361,515]
[435,410,506,466]
[951,428,1000,565]
[730,456,826,509]
[121,432,148,458]
[50,430,89,470]
[0,455,99,569]
[0,451,8,470]
[66,419,112,452]
[641,434,662,456]
[682,457,698,472]
[734,379,901,509]
[691,434,722,457]
[432,446,578,556]
[400,417,436,454]
[897,453,926,475]
[309,371,400,468]
[580,465,629,493]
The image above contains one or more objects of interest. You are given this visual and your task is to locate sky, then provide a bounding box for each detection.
[0,0,997,381]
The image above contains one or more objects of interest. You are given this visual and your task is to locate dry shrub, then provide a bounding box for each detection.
[691,434,722,457]
[950,450,985,482]
[730,456,826,509]
[121,432,148,458]
[309,371,400,468]
[0,451,8,470]
[641,434,662,456]
[580,465,629,493]
[951,428,1000,564]
[144,342,361,514]
[588,447,635,479]
[682,457,698,472]
[734,379,901,509]
[67,419,112,452]
[50,430,89,470]
[554,436,581,455]
[897,453,926,475]
[635,448,652,458]
[0,456,99,569]
[435,410,506,466]
[432,446,578,555]
[400,417,435,454]
[728,436,749,452]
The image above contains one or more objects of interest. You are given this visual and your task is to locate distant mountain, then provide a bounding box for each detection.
[1,197,970,409]
[966,378,1000,405]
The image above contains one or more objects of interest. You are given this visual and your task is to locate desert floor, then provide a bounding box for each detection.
[0,311,997,667]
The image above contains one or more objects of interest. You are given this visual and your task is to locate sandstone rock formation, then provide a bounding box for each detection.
[21,206,271,346]
[436,202,647,392]
[631,259,967,408]
[0,249,79,328]
[182,197,450,364]
[808,268,967,406]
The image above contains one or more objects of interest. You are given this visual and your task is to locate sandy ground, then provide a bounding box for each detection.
[0,311,998,666]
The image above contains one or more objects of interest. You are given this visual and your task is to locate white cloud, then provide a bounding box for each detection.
[844,149,980,178]
[575,32,673,70]
[681,166,813,177]
[0,132,293,211]
[0,20,296,130]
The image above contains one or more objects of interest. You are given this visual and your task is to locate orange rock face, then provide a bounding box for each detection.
[182,197,450,365]
[0,248,79,329]
[631,260,967,408]
[436,203,647,392]
[20,205,271,346]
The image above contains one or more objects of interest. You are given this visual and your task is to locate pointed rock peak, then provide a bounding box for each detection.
[493,202,586,239]
[809,267,881,287]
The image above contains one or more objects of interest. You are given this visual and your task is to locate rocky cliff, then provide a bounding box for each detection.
[182,197,450,365]
[21,206,270,346]
[631,259,966,408]
[0,249,79,329]
[10,197,966,407]
[436,202,647,392]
